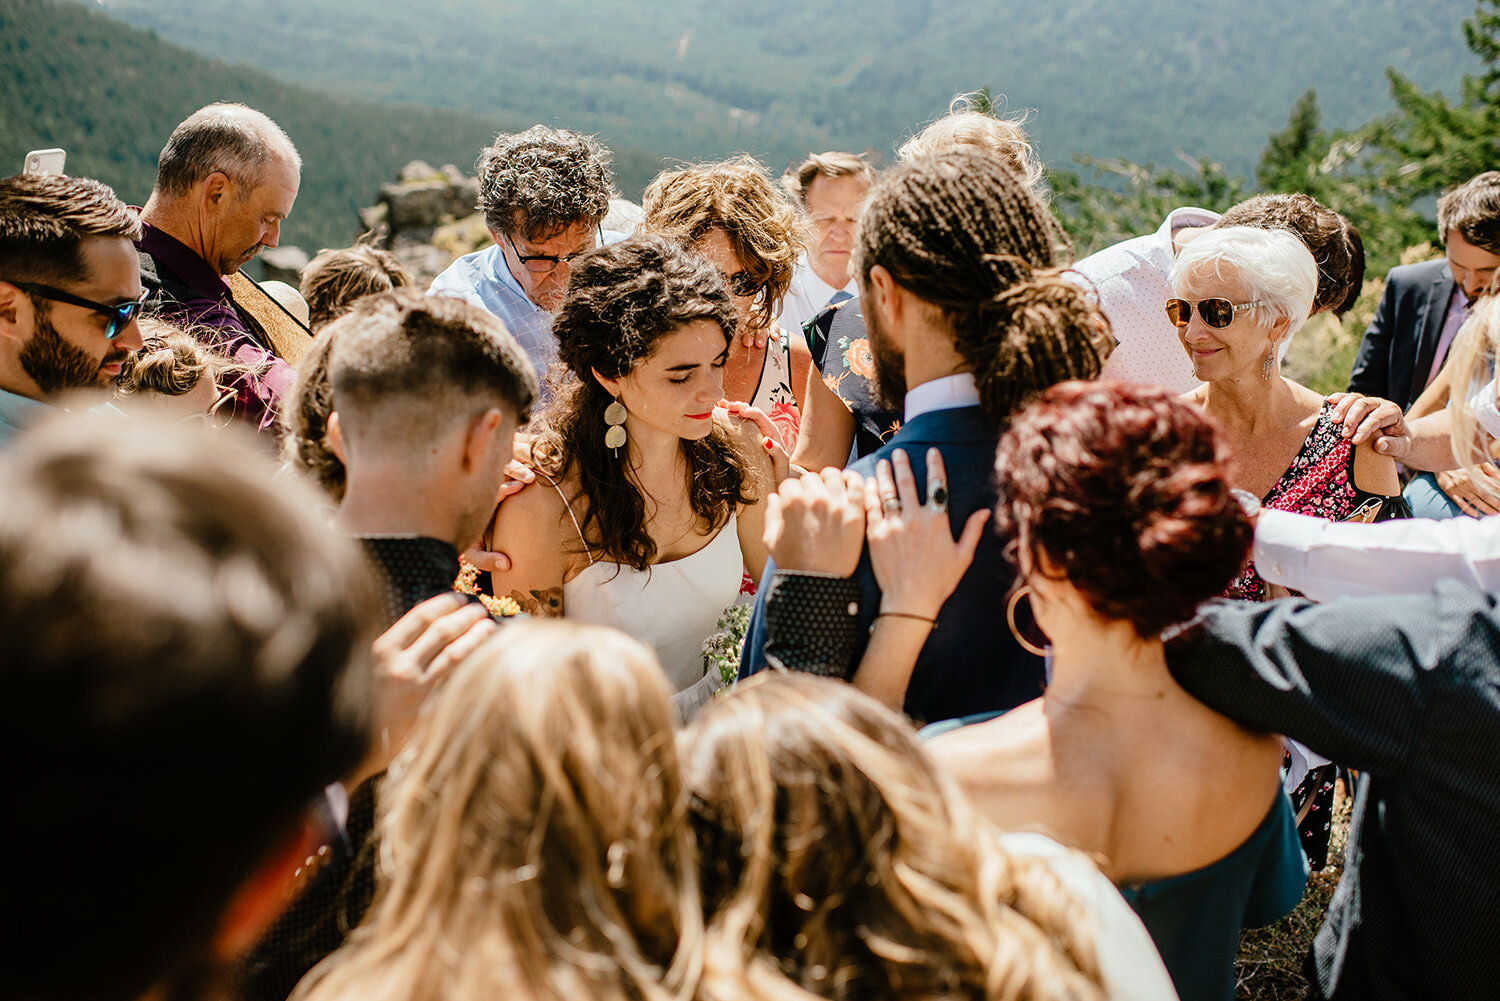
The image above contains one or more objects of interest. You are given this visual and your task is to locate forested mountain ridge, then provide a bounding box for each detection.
[98,0,1477,183]
[0,0,665,250]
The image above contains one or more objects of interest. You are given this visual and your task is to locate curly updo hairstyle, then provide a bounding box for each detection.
[854,150,1112,423]
[993,381,1254,637]
[538,234,753,571]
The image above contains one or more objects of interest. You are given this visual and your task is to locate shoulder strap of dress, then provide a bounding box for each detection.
[536,469,595,565]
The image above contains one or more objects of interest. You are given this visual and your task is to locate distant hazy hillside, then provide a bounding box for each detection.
[2,0,655,250]
[100,0,1477,177]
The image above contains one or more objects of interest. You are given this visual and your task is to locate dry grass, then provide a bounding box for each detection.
[1234,781,1354,1000]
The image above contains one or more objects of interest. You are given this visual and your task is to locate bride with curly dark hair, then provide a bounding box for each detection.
[487,234,783,720]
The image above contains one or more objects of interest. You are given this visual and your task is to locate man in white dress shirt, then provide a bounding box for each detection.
[777,152,876,335]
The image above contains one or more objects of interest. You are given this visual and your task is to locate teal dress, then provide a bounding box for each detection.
[921,712,1308,1001]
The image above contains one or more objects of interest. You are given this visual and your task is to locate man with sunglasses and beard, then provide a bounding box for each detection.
[430,126,616,391]
[0,172,146,447]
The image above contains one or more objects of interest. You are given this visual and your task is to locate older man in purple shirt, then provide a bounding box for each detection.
[137,103,302,434]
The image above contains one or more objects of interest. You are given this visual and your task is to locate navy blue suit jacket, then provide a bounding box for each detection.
[739,404,1046,724]
[1347,259,1455,411]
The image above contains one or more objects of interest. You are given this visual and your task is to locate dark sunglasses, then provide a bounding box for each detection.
[504,227,603,274]
[10,281,149,340]
[721,270,761,298]
[1165,297,1262,329]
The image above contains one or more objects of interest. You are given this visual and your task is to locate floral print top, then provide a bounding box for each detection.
[748,325,801,453]
[804,295,902,459]
[1224,401,1402,600]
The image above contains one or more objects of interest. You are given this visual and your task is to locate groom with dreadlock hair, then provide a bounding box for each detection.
[740,149,1115,724]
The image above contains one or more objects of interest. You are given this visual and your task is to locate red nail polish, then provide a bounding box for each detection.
[764,437,774,450]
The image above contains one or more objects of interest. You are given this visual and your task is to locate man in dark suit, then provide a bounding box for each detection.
[1348,172,1500,516]
[1167,585,1500,1001]
[738,151,1112,724]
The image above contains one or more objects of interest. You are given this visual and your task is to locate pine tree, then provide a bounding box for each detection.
[1372,1,1500,196]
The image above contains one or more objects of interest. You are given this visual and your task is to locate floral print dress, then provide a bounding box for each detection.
[1223,399,1408,868]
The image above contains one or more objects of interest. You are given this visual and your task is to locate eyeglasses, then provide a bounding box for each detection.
[720,270,761,298]
[503,227,602,274]
[8,281,150,339]
[179,385,238,428]
[1165,298,1263,329]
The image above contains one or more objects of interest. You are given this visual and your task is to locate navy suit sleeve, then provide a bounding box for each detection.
[738,556,776,679]
[1347,273,1399,398]
[1164,586,1500,775]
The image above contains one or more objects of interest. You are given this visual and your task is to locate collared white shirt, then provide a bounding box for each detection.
[778,253,857,335]
[428,231,625,394]
[1254,507,1500,599]
[429,244,558,383]
[1073,206,1221,395]
[903,372,979,422]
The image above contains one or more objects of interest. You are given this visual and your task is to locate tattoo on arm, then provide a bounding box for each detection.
[510,587,564,618]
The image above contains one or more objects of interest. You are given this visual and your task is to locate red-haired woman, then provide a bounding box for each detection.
[811,381,1307,1001]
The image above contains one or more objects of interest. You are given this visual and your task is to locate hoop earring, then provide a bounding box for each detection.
[1261,347,1275,381]
[603,399,627,456]
[1005,586,1050,657]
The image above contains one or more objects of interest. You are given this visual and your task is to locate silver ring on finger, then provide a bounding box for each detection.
[881,494,902,515]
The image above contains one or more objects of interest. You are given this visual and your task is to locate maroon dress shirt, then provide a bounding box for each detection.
[136,223,295,433]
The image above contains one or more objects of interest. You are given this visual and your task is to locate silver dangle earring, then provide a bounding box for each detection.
[1261,347,1274,381]
[603,398,628,456]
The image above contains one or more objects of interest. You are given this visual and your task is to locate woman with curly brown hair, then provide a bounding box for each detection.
[683,672,1177,1001]
[644,156,811,452]
[293,620,705,1001]
[859,381,1306,1000]
[486,234,781,720]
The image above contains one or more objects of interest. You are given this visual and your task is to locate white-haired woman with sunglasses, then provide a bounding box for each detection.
[1171,226,1406,597]
[1169,225,1407,872]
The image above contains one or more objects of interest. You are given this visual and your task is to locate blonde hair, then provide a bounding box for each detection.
[683,674,1104,1001]
[116,316,248,399]
[294,621,703,1001]
[1446,296,1500,495]
[300,243,413,331]
[897,93,1046,199]
[643,155,803,328]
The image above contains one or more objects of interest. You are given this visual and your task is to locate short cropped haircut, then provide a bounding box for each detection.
[0,172,141,286]
[476,126,614,242]
[1216,193,1365,316]
[781,151,877,208]
[300,243,413,331]
[0,412,375,1001]
[153,102,301,198]
[328,289,537,443]
[643,155,803,328]
[1170,226,1319,350]
[1438,171,1500,254]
